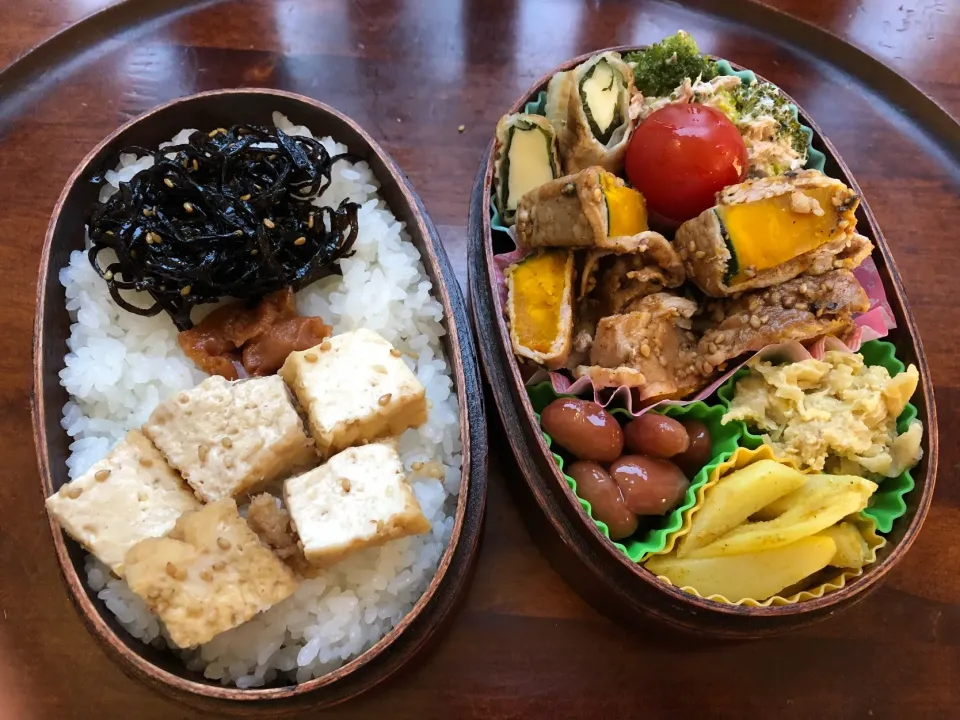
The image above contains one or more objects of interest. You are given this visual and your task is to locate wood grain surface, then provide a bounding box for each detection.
[2,1,958,718]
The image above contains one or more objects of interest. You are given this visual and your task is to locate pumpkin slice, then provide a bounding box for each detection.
[675,169,868,297]
[717,185,854,284]
[506,249,575,369]
[599,170,647,238]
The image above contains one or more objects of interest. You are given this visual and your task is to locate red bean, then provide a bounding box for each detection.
[623,413,690,458]
[568,461,638,540]
[674,420,713,477]
[609,455,689,516]
[540,398,623,462]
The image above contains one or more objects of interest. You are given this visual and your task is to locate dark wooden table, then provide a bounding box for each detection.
[2,1,958,718]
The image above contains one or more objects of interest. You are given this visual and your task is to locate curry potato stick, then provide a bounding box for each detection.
[677,459,807,558]
[751,474,878,521]
[646,535,837,602]
[688,482,875,558]
[819,522,871,569]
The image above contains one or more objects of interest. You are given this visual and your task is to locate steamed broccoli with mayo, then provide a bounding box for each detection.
[629,31,809,176]
[734,81,809,159]
[626,31,717,97]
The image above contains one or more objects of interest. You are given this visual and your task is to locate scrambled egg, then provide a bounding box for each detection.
[723,350,923,477]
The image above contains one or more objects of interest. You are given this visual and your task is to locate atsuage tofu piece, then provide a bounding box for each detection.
[143,375,316,503]
[124,498,297,648]
[279,329,427,459]
[45,430,200,577]
[284,440,431,567]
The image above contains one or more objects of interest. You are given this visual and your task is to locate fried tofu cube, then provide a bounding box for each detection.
[279,329,428,458]
[283,440,431,567]
[143,375,316,503]
[45,430,200,577]
[124,498,297,648]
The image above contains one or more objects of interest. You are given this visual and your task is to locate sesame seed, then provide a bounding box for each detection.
[67,486,83,499]
[250,249,258,255]
[340,478,351,492]
[263,218,275,229]
[200,569,213,582]
[208,128,220,137]
[103,271,114,281]
[165,562,178,577]
[198,444,209,462]
[319,340,332,351]
[378,393,392,406]
[212,560,226,571]
[221,436,233,449]
[639,343,651,358]
[715,332,725,344]
[163,178,174,188]
[192,159,199,171]
[240,194,250,201]
[183,202,194,213]
[458,125,465,133]
[707,342,718,354]
[304,352,318,363]
[308,214,315,229]
[180,285,191,296]
[373,364,387,374]
[217,537,231,550]
[94,469,111,482]
[138,457,153,467]
[390,348,402,358]
[294,236,306,246]
[749,314,762,329]
[412,462,424,471]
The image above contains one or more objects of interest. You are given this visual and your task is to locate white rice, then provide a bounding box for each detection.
[59,113,461,688]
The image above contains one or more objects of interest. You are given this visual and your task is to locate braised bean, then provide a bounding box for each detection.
[623,413,690,458]
[609,455,689,516]
[540,398,623,462]
[568,461,638,540]
[674,420,712,477]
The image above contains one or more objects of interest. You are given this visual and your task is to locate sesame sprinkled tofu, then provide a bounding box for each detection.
[123,498,297,649]
[44,430,200,577]
[143,375,316,503]
[279,329,427,459]
[283,440,431,567]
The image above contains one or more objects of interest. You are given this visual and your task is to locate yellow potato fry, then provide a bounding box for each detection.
[677,459,807,558]
[689,487,869,558]
[646,535,837,603]
[752,474,878,521]
[819,522,871,569]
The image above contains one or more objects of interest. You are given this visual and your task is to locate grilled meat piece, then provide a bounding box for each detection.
[698,269,869,367]
[580,232,686,315]
[578,293,710,401]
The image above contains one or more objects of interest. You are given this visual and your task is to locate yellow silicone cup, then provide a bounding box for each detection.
[643,445,886,607]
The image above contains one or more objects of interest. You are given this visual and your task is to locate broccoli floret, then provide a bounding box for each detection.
[626,31,718,97]
[735,81,809,157]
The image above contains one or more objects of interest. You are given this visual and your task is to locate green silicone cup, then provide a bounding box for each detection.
[528,382,744,561]
[715,339,919,533]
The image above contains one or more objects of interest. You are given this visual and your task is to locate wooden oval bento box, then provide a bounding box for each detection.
[32,89,486,711]
[468,44,938,638]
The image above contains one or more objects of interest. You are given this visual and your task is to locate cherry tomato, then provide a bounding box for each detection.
[625,103,747,223]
